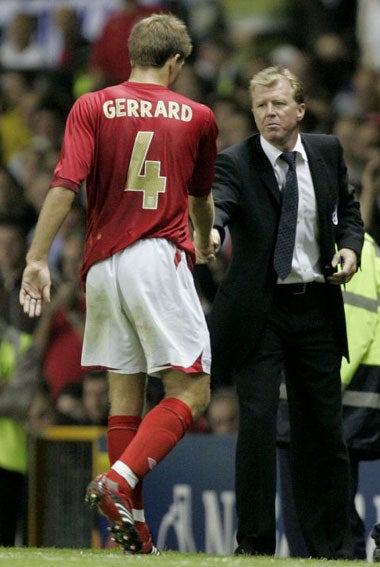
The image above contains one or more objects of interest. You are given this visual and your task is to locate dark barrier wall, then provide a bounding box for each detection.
[142,435,380,558]
[29,429,380,558]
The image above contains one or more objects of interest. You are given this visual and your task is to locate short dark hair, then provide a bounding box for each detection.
[128,13,192,68]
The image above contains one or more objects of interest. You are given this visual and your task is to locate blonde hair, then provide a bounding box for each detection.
[249,66,304,104]
[128,13,192,68]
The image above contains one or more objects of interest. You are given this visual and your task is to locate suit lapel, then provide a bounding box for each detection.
[302,135,333,214]
[250,136,281,207]
[302,135,336,262]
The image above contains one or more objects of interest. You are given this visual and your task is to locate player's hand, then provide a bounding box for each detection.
[326,248,358,286]
[19,261,51,317]
[193,230,217,264]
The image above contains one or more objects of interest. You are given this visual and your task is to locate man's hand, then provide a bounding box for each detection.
[326,248,358,286]
[211,228,221,254]
[193,229,219,264]
[19,261,51,317]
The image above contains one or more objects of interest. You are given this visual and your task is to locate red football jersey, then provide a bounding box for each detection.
[50,82,218,281]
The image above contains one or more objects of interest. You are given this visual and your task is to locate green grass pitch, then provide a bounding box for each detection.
[0,548,373,567]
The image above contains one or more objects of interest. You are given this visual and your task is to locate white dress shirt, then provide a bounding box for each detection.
[260,135,325,283]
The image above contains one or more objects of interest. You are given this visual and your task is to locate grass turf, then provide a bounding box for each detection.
[0,548,373,567]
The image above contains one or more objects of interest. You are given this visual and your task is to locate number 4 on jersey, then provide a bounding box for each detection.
[125,131,167,209]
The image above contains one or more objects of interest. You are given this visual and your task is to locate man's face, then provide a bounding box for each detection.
[83,377,108,423]
[251,78,305,150]
[207,398,239,435]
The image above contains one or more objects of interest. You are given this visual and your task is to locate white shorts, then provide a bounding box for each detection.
[81,238,211,376]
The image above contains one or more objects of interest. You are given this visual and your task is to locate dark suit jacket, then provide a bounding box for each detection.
[208,133,364,374]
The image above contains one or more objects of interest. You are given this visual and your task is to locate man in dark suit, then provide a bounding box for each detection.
[208,66,364,559]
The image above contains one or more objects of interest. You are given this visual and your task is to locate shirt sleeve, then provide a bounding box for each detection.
[50,94,97,191]
[188,107,218,197]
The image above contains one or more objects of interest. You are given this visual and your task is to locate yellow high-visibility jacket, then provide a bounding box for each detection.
[0,322,32,474]
[341,233,380,454]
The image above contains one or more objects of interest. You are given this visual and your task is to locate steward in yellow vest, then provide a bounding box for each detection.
[337,233,380,560]
[0,317,38,546]
[341,232,380,452]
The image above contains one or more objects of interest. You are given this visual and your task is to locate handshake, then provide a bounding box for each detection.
[193,228,221,264]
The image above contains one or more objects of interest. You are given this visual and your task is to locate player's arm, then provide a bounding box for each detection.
[20,186,76,317]
[189,193,216,263]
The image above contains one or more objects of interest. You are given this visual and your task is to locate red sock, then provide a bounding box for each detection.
[107,398,193,492]
[107,415,144,508]
[107,415,141,465]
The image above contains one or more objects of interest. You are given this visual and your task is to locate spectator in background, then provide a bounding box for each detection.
[357,0,380,73]
[0,215,37,334]
[55,371,109,427]
[7,97,66,182]
[27,381,58,433]
[82,370,109,426]
[9,147,48,194]
[335,116,380,188]
[55,382,85,425]
[210,97,254,151]
[0,317,40,546]
[27,99,66,154]
[332,113,380,246]
[341,234,380,560]
[310,32,356,103]
[23,170,53,221]
[0,166,36,231]
[172,63,208,102]
[332,65,380,122]
[53,7,91,76]
[0,12,47,70]
[0,72,39,167]
[206,386,239,434]
[193,38,233,97]
[286,0,357,54]
[48,7,92,101]
[174,0,227,49]
[360,152,380,246]
[332,115,366,188]
[88,0,159,89]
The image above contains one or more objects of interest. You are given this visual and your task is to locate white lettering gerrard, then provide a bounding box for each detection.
[103,98,193,122]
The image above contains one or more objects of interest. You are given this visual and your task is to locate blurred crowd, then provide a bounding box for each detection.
[1,0,380,551]
[2,0,380,428]
[1,0,380,483]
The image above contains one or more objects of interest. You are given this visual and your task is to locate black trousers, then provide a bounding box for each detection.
[0,467,26,546]
[235,283,352,559]
[278,446,367,560]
